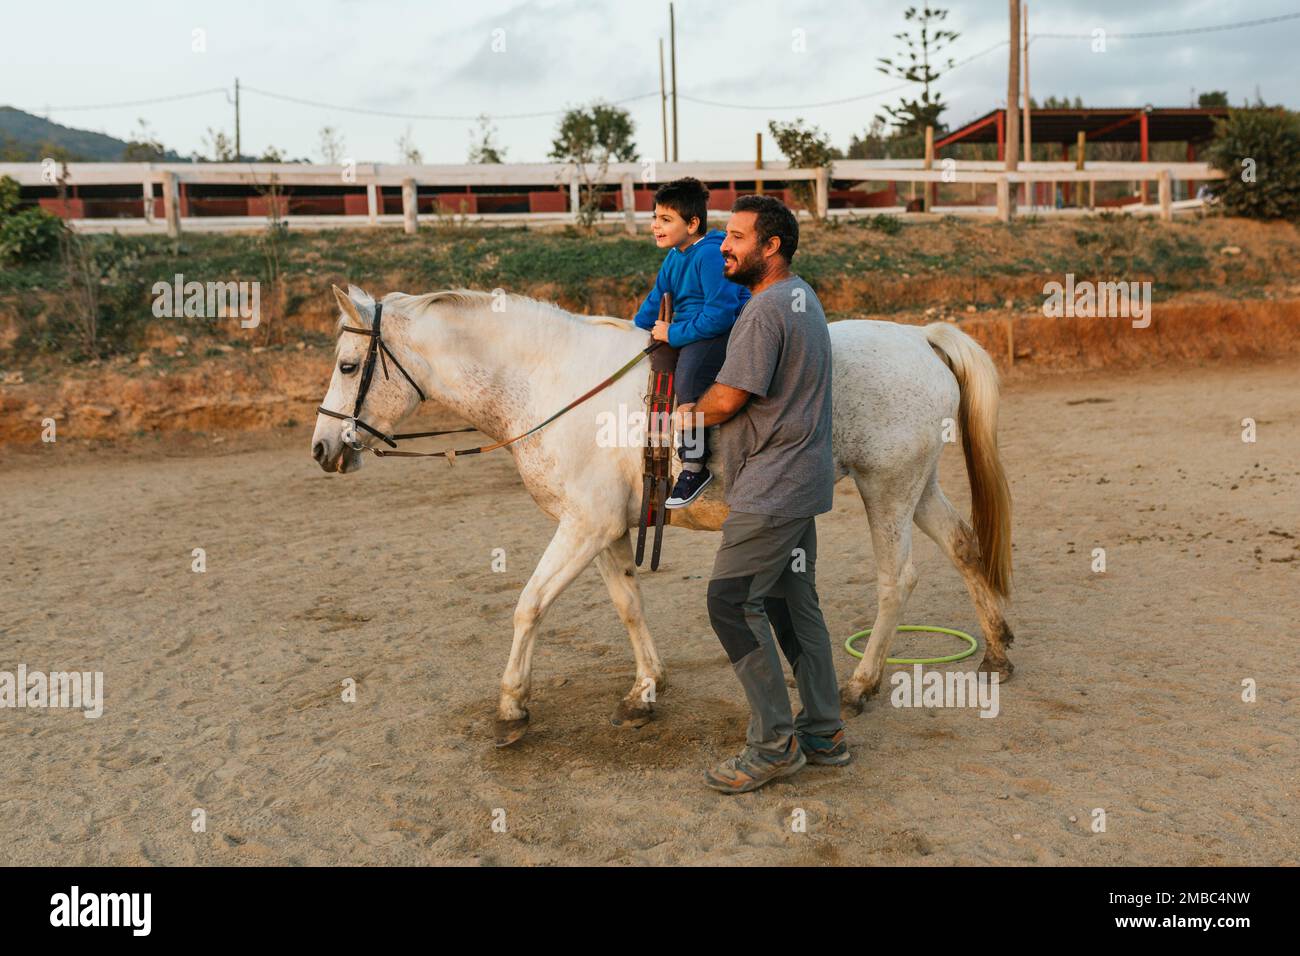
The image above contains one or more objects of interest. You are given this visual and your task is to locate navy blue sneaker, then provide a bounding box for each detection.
[797,728,852,766]
[665,468,712,509]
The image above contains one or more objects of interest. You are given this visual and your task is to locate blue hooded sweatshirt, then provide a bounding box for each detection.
[633,229,750,349]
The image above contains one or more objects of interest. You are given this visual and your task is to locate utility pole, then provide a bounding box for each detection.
[234,77,242,161]
[1005,1,1020,172]
[659,39,669,162]
[669,2,678,162]
[1022,4,1031,207]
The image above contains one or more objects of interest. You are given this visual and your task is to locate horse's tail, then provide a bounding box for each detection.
[923,322,1013,598]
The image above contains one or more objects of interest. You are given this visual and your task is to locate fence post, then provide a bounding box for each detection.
[814,166,830,219]
[923,125,934,212]
[162,171,181,237]
[996,176,1012,223]
[621,174,636,235]
[1076,131,1086,208]
[366,183,378,223]
[1158,169,1172,221]
[402,178,418,234]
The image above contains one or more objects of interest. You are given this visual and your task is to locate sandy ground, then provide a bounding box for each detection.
[1,359,1297,866]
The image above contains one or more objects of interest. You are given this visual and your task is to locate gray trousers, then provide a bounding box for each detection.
[706,511,843,755]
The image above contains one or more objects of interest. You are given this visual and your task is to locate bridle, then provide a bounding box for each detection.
[316,301,473,452]
[317,297,661,462]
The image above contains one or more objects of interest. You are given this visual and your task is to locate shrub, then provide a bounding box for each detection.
[1204,108,1300,221]
[0,175,66,263]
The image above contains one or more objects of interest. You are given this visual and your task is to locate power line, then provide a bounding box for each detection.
[241,85,660,121]
[23,87,228,112]
[679,39,1010,111]
[19,10,1299,120]
[1034,10,1300,40]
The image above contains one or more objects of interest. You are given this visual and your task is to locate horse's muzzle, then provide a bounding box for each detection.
[312,439,363,474]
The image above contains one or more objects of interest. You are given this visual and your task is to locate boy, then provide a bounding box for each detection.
[633,177,750,508]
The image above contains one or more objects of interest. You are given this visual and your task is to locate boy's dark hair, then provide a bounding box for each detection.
[654,177,709,234]
[731,194,799,262]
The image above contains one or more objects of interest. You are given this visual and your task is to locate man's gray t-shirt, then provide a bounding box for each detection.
[713,275,834,518]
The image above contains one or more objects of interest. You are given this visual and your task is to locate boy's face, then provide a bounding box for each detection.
[651,204,699,250]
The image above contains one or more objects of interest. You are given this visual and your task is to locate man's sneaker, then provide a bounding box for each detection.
[665,468,712,509]
[797,728,852,766]
[703,735,806,794]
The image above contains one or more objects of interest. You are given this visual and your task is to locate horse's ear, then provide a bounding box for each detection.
[332,284,362,325]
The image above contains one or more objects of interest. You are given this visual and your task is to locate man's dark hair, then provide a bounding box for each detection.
[654,177,709,234]
[731,194,799,262]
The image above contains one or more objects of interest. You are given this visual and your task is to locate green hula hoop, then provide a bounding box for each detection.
[844,625,978,665]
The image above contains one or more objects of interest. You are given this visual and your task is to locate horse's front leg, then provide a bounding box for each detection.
[495,520,610,747]
[594,533,666,730]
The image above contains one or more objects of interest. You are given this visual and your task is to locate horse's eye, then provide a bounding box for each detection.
[340,362,358,375]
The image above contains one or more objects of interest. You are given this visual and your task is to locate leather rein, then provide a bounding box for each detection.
[317,300,660,462]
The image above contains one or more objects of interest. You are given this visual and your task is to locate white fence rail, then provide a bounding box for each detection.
[0,159,1226,235]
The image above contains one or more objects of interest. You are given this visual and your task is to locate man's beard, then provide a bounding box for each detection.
[725,249,769,289]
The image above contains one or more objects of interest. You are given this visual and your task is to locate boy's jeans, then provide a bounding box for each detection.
[673,333,730,468]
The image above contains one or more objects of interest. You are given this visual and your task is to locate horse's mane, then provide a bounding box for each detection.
[389,289,634,331]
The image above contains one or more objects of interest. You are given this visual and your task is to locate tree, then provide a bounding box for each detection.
[318,126,346,164]
[768,119,841,209]
[195,128,236,162]
[396,126,422,164]
[1032,95,1084,110]
[876,6,960,135]
[1204,107,1300,221]
[846,118,889,159]
[549,103,637,165]
[1198,91,1229,108]
[468,114,506,164]
[549,103,637,228]
[121,118,166,161]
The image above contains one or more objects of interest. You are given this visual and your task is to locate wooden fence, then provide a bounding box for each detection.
[0,159,1226,236]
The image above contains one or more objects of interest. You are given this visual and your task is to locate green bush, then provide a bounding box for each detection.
[1,207,66,263]
[1204,108,1300,221]
[0,175,66,263]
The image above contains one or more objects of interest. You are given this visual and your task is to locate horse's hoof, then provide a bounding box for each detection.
[610,699,653,729]
[494,712,530,747]
[979,656,1014,682]
[840,684,869,717]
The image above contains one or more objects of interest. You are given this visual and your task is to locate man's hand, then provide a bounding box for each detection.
[688,383,752,428]
[652,320,671,343]
[673,402,697,437]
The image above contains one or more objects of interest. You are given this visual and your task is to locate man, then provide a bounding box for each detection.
[675,195,847,795]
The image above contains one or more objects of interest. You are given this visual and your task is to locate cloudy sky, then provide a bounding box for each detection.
[4,0,1297,163]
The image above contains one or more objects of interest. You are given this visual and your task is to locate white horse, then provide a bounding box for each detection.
[311,286,1014,746]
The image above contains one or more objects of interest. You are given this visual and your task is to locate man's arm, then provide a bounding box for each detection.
[676,381,751,430]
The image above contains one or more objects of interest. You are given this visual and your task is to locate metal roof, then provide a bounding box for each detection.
[935,107,1229,148]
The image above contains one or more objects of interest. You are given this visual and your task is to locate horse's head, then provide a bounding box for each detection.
[311,285,426,474]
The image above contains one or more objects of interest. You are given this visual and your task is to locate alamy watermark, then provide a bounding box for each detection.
[1042,273,1151,328]
[1,665,103,719]
[890,664,1000,718]
[152,273,260,328]
[595,403,704,454]
[50,886,150,936]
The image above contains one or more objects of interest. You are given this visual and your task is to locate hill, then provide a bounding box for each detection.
[0,106,183,161]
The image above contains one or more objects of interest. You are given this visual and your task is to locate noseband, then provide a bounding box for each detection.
[316,301,432,449]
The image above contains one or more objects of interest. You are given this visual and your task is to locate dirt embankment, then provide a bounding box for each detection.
[3,294,1299,446]
[3,215,1299,446]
